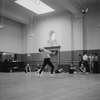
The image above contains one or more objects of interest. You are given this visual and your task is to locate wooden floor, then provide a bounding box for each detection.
[0,72,100,100]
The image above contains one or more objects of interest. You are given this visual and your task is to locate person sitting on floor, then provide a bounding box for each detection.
[35,64,41,73]
[69,64,76,74]
[79,63,86,73]
[55,68,64,73]
[25,64,31,73]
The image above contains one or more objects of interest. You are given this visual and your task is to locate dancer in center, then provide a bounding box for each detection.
[38,48,56,78]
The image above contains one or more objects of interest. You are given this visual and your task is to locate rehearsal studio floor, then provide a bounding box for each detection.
[0,72,100,100]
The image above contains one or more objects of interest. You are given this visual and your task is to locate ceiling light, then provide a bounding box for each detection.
[82,8,88,14]
[33,0,37,2]
[15,0,55,14]
[0,24,4,29]
[0,0,5,29]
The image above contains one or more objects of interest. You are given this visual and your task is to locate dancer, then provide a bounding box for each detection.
[83,52,90,74]
[78,54,83,71]
[69,64,76,74]
[79,63,86,73]
[94,53,99,73]
[89,53,95,73]
[38,48,56,78]
[25,64,31,73]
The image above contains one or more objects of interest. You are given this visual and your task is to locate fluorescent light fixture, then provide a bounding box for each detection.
[15,0,55,14]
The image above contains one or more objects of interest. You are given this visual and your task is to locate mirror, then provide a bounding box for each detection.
[49,31,56,42]
[51,32,56,41]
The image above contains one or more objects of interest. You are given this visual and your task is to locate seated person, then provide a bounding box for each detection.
[25,64,31,73]
[59,68,64,73]
[79,63,86,73]
[69,64,76,74]
[55,68,64,73]
[35,64,41,73]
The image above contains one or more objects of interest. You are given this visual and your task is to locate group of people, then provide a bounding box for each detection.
[25,48,99,78]
[78,52,99,74]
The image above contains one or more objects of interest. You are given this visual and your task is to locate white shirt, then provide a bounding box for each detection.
[95,56,98,61]
[89,55,94,62]
[83,54,88,61]
[43,49,52,58]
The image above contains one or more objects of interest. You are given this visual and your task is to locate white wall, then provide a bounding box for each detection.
[84,10,100,50]
[27,11,74,53]
[73,16,83,50]
[22,25,27,54]
[0,7,99,55]
[0,17,25,53]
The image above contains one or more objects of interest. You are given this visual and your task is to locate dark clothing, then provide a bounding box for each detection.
[83,61,90,72]
[78,55,83,67]
[79,61,83,67]
[94,61,99,73]
[39,58,54,74]
[55,69,61,73]
[69,67,75,74]
[78,55,83,72]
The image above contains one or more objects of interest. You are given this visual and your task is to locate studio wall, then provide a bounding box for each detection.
[27,11,73,53]
[83,9,100,50]
[0,17,25,54]
[73,16,83,51]
[26,11,84,63]
[1,8,100,67]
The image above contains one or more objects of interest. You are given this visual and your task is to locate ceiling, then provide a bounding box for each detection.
[0,0,100,24]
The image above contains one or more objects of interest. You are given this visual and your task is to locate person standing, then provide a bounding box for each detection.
[83,52,90,74]
[89,53,95,73]
[38,48,55,78]
[94,53,99,73]
[78,54,83,72]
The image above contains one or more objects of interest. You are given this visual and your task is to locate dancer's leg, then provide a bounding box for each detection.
[39,58,47,74]
[47,59,54,75]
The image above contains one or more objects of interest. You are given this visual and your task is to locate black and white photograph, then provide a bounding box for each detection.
[0,0,100,100]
